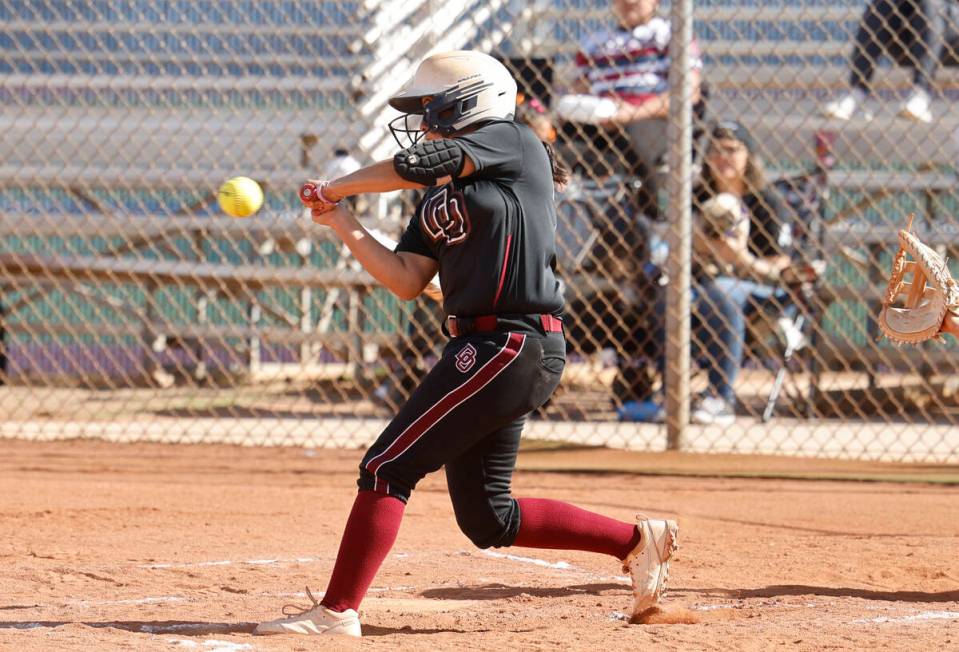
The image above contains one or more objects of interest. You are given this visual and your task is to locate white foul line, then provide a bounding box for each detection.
[141,556,324,569]
[853,611,959,625]
[480,549,630,583]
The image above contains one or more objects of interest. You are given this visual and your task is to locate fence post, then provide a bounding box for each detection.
[665,0,694,450]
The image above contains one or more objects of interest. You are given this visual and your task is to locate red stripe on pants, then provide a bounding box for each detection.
[365,332,525,478]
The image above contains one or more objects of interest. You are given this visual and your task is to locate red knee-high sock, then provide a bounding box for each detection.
[512,497,640,560]
[321,490,405,613]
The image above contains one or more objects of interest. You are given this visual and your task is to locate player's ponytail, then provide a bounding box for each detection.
[542,141,569,186]
[514,98,567,186]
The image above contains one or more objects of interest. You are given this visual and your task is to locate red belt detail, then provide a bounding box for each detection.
[539,314,564,333]
[445,314,563,338]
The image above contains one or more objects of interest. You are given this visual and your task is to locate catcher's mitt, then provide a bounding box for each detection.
[878,216,959,344]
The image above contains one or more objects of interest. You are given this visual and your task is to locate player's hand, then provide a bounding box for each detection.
[310,202,348,228]
[299,179,339,213]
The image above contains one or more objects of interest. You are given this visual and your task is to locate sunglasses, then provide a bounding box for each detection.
[707,141,747,156]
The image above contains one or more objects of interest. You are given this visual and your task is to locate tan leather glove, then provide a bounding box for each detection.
[879,216,959,344]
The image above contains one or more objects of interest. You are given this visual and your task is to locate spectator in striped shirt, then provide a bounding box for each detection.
[567,0,703,219]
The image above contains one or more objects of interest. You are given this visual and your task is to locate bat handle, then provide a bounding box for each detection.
[299,182,318,203]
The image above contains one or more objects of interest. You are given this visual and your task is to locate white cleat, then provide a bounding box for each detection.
[690,395,736,426]
[622,515,679,616]
[898,90,932,124]
[822,94,873,122]
[254,587,361,637]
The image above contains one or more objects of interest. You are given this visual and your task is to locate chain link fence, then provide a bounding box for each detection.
[1,0,957,461]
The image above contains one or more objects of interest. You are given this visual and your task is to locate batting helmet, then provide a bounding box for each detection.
[388,50,518,148]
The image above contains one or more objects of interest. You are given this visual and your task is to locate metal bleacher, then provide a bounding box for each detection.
[6,1,953,191]
[0,0,523,382]
[0,2,376,382]
[0,0,523,189]
[0,1,367,196]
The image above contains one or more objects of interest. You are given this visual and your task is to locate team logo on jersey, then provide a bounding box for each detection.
[454,344,478,373]
[421,187,471,245]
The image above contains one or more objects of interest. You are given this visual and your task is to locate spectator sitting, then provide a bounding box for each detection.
[687,121,821,424]
[822,0,952,123]
[622,121,821,424]
[557,0,703,219]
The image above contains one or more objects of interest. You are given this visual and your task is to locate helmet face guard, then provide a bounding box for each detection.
[388,113,424,149]
[388,80,493,149]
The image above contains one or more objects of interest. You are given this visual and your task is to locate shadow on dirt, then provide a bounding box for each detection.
[362,624,501,636]
[674,585,959,603]
[420,582,626,601]
[0,620,257,634]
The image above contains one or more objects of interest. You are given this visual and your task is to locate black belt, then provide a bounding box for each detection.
[444,313,564,338]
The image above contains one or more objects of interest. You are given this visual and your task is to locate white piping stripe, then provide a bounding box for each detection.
[366,334,526,473]
[371,335,527,474]
[372,335,526,473]
[365,337,514,470]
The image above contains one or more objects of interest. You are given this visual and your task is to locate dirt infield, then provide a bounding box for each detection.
[1,440,957,651]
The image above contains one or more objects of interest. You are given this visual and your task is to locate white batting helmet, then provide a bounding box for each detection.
[388,50,518,146]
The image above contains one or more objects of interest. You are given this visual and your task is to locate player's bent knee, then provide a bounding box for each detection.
[455,515,512,549]
[451,500,519,549]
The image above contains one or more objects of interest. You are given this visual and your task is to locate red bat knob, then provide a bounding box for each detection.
[299,182,317,203]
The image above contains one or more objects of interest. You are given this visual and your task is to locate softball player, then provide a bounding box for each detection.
[255,51,678,637]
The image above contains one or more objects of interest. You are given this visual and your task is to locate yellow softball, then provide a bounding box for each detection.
[218,176,264,218]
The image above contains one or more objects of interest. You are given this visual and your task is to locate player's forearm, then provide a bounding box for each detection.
[325,160,424,200]
[640,94,669,120]
[570,76,590,94]
[324,207,427,300]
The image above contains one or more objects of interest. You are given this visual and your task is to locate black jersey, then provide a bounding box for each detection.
[396,120,564,318]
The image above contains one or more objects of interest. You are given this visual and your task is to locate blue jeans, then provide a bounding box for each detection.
[655,277,791,402]
[705,276,793,401]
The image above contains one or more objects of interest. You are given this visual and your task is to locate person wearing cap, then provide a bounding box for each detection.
[685,120,820,424]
